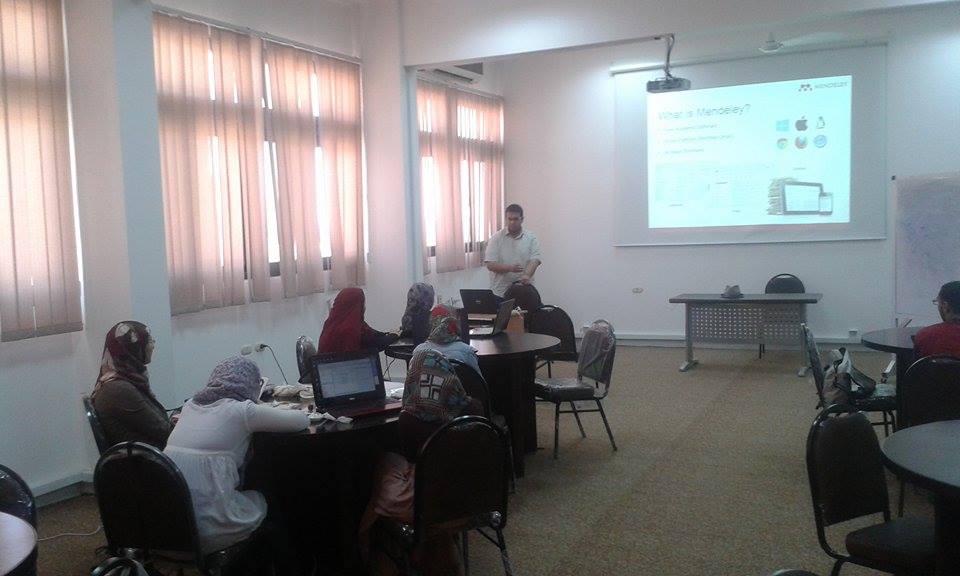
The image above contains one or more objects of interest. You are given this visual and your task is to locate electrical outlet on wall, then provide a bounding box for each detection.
[632,287,644,294]
[240,344,253,356]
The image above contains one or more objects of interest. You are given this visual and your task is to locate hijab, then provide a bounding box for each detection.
[318,288,368,353]
[427,305,460,345]
[401,348,470,423]
[192,356,263,406]
[93,321,153,396]
[400,283,435,334]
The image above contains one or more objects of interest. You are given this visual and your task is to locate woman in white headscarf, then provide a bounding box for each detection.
[165,356,308,574]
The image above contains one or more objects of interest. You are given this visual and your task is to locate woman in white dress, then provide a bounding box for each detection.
[165,356,308,575]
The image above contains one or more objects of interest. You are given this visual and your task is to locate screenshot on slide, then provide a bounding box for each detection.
[646,75,852,229]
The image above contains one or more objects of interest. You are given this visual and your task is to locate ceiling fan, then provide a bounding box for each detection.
[759,31,848,53]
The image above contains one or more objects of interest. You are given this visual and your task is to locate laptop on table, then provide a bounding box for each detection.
[469,299,515,338]
[310,351,401,419]
[460,288,499,314]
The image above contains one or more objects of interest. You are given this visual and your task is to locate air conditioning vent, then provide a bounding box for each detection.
[427,62,483,84]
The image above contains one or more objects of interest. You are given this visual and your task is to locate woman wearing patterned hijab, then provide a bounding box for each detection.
[318,287,399,353]
[90,321,171,449]
[413,305,480,373]
[165,356,308,572]
[399,282,435,344]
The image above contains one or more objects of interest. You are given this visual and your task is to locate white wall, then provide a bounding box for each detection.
[399,0,948,66]
[497,4,960,341]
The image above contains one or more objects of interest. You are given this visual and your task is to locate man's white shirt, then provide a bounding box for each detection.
[484,228,542,297]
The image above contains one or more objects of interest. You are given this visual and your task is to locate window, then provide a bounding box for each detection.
[0,0,82,341]
[153,13,364,314]
[417,80,503,273]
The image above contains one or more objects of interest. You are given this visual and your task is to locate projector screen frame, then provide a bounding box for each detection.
[613,44,887,247]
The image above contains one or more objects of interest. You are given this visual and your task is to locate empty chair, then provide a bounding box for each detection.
[534,319,617,459]
[803,324,896,435]
[295,335,317,383]
[373,416,512,576]
[760,273,806,358]
[82,396,112,455]
[0,464,36,576]
[528,304,579,377]
[94,442,252,575]
[805,405,935,576]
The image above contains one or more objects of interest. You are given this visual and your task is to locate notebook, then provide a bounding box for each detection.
[469,299,515,338]
[460,288,499,314]
[310,351,401,418]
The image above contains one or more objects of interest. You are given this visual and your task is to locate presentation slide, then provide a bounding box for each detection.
[646,76,851,229]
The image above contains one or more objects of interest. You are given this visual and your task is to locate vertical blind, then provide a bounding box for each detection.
[153,13,365,314]
[0,0,82,341]
[417,80,503,274]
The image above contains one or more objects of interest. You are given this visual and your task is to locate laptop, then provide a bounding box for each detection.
[460,288,499,314]
[469,299,515,338]
[310,351,401,419]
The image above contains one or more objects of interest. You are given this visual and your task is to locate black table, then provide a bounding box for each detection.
[386,332,560,477]
[861,326,922,387]
[0,512,36,576]
[669,293,822,375]
[882,420,960,575]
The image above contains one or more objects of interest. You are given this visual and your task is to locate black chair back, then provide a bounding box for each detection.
[414,416,509,542]
[766,273,806,294]
[0,464,36,527]
[503,283,542,313]
[802,324,827,406]
[900,355,960,429]
[83,396,113,455]
[296,335,317,383]
[806,405,889,531]
[528,305,578,361]
[94,442,203,562]
[450,360,491,418]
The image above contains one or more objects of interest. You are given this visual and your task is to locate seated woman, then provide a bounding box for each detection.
[914,281,960,359]
[164,357,308,574]
[91,321,172,449]
[319,287,399,354]
[360,348,481,575]
[414,305,480,374]
[399,282,435,344]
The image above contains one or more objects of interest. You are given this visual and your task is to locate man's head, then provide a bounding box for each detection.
[936,281,960,322]
[505,204,524,236]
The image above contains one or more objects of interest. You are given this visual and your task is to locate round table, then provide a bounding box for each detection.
[862,326,921,389]
[882,420,960,575]
[0,512,36,576]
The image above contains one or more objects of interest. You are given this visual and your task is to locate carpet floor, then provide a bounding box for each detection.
[34,346,930,575]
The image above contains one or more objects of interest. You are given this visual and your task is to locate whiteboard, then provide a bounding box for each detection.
[895,173,960,323]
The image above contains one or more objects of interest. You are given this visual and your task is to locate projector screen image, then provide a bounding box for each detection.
[646,75,852,229]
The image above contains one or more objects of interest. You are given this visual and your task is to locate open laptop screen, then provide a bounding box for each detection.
[311,353,384,405]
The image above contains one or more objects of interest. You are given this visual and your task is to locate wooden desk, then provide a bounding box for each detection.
[669,293,822,375]
[0,512,36,576]
[882,420,960,575]
[385,333,559,476]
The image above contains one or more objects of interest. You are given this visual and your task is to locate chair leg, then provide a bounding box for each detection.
[553,402,561,459]
[547,360,553,378]
[829,558,844,576]
[496,528,513,576]
[596,399,617,452]
[462,530,469,576]
[570,402,586,438]
[898,478,906,517]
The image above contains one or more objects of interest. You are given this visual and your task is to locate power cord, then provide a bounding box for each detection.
[38,523,103,542]
[257,343,290,387]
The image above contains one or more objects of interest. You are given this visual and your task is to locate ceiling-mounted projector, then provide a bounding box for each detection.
[646,33,691,93]
[647,76,691,93]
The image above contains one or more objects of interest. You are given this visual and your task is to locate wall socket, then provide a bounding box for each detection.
[240,344,253,356]
[632,287,644,294]
[848,328,860,336]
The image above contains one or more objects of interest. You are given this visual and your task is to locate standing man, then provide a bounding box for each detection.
[484,204,542,297]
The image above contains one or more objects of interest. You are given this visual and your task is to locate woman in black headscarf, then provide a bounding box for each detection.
[90,320,171,449]
[399,282,435,344]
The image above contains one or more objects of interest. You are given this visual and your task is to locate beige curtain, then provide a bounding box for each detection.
[153,14,269,315]
[417,80,503,273]
[264,41,363,296]
[0,0,82,341]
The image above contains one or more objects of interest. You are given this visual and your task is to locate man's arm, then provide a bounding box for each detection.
[486,261,523,274]
[519,235,542,283]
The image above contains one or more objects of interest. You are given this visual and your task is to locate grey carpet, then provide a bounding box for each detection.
[34,346,930,575]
